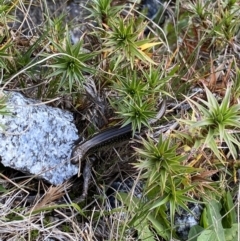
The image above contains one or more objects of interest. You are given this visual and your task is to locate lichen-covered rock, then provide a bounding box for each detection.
[174,203,203,240]
[0,92,79,185]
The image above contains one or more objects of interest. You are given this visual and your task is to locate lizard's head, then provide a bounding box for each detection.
[70,146,84,165]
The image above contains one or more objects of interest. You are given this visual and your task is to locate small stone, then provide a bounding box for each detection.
[140,0,162,19]
[0,92,79,185]
[174,203,203,240]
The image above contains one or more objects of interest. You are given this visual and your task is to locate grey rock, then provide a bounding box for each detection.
[141,0,163,19]
[175,203,203,240]
[0,92,79,185]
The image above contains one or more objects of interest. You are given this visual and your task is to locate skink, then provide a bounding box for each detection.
[71,100,166,165]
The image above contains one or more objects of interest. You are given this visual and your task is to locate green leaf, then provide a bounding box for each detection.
[191,118,214,128]
[206,200,226,241]
[223,119,240,128]
[224,223,238,241]
[205,129,223,161]
[204,86,219,110]
[159,169,167,193]
[197,230,221,241]
[150,194,170,210]
[220,87,231,112]
[71,203,87,217]
[218,123,225,143]
[169,197,176,226]
[221,191,237,228]
[222,132,239,159]
[200,207,209,228]
[137,223,155,241]
[147,213,171,240]
[188,225,204,241]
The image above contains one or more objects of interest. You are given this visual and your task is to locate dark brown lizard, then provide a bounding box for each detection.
[71,100,166,201]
